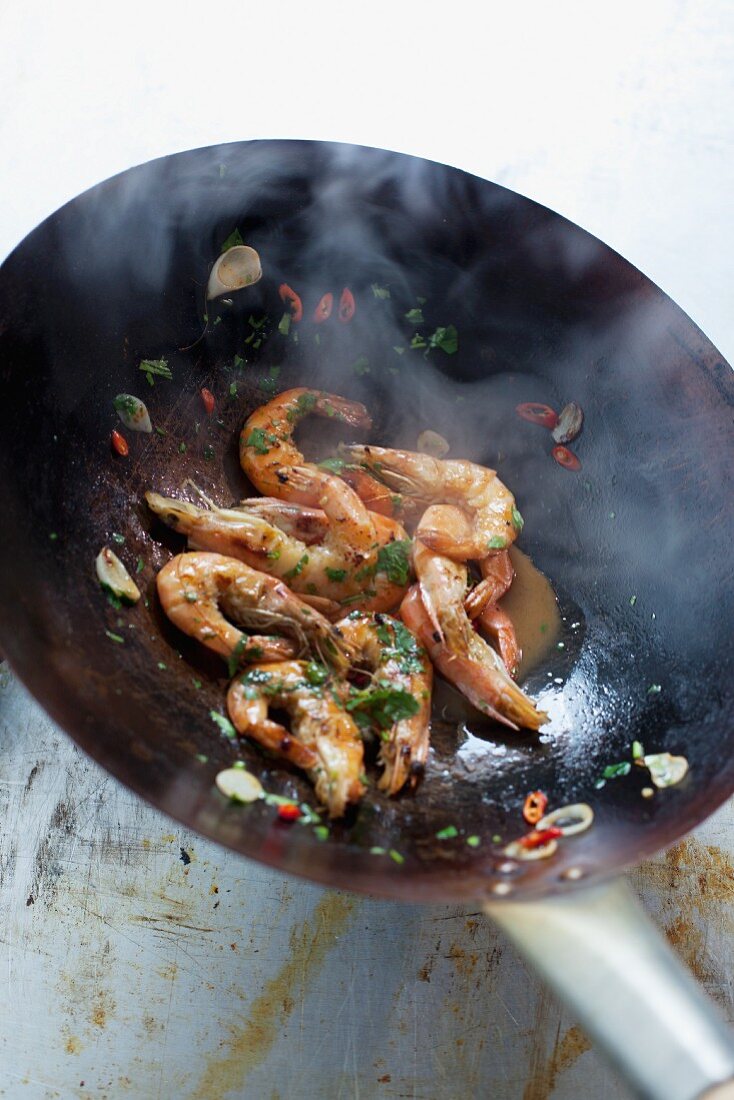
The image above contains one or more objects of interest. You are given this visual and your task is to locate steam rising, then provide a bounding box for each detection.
[49,139,733,673]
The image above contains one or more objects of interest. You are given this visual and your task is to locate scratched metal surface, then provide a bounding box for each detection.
[1,667,732,1100]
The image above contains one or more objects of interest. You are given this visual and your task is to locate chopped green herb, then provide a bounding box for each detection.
[105,630,124,644]
[192,678,202,690]
[221,228,244,252]
[388,849,404,865]
[492,834,502,844]
[227,636,249,678]
[436,825,459,840]
[249,314,267,330]
[346,681,419,731]
[370,846,386,855]
[157,661,167,671]
[287,392,318,422]
[318,457,347,474]
[245,428,274,455]
[410,334,427,349]
[278,313,291,336]
[487,537,507,550]
[210,710,237,739]
[629,595,637,607]
[313,825,329,841]
[195,753,208,763]
[511,507,524,532]
[594,778,606,789]
[375,539,412,586]
[203,444,215,460]
[539,623,548,634]
[427,324,458,355]
[104,588,122,609]
[266,548,281,561]
[393,346,406,356]
[325,567,347,583]
[283,553,309,580]
[632,740,645,760]
[466,835,481,848]
[49,532,58,541]
[135,557,144,574]
[603,761,632,779]
[155,426,167,437]
[232,760,246,770]
[371,284,391,299]
[305,661,329,686]
[351,356,370,376]
[178,442,187,454]
[648,683,662,696]
[234,354,244,369]
[258,366,282,395]
[139,358,172,380]
[229,382,237,398]
[111,532,125,545]
[405,307,424,325]
[213,316,221,327]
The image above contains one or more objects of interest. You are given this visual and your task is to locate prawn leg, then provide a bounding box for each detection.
[155,551,353,673]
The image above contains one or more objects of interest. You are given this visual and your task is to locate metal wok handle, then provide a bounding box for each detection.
[484,878,734,1100]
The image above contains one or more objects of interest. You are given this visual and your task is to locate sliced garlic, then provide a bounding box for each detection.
[552,402,584,444]
[416,430,450,458]
[643,753,689,789]
[215,767,264,803]
[95,546,141,604]
[537,803,594,836]
[114,393,152,433]
[503,837,559,861]
[207,245,262,300]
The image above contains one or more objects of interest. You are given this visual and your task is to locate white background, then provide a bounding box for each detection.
[1,0,733,362]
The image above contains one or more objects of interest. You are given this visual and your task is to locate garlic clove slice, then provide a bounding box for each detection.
[207,246,262,300]
[215,767,264,803]
[96,546,141,603]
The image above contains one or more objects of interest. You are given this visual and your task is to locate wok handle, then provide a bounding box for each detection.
[484,878,734,1100]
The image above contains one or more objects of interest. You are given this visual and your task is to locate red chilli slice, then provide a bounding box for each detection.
[338,287,356,323]
[522,790,548,826]
[111,429,129,456]
[551,444,581,471]
[277,802,302,822]
[516,402,558,429]
[200,387,216,415]
[279,283,303,322]
[313,292,334,323]
[519,826,563,850]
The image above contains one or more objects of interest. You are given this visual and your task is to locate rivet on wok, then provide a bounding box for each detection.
[560,866,585,881]
[491,882,513,896]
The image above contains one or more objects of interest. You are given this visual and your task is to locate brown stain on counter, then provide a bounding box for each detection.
[522,1021,592,1100]
[189,893,354,1099]
[634,838,734,992]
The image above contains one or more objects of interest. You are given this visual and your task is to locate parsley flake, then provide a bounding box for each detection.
[210,710,237,739]
[221,228,244,252]
[375,540,412,586]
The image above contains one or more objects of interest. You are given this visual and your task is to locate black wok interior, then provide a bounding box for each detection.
[0,140,732,901]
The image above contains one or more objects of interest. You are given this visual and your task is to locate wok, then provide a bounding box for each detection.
[0,140,732,1099]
